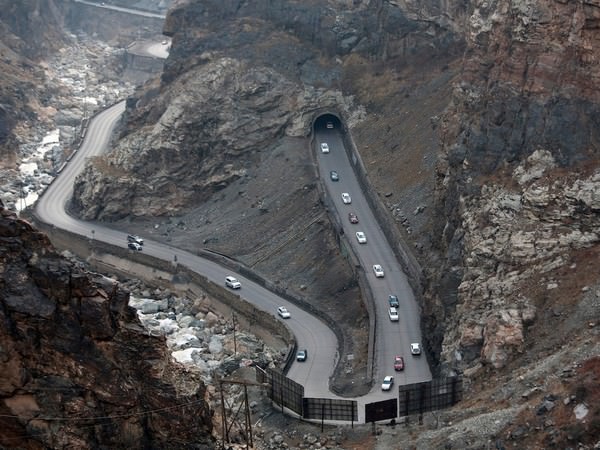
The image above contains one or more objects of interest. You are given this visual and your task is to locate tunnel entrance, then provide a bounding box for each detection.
[314,113,341,131]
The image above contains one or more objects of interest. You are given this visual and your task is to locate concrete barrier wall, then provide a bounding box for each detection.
[31,220,297,370]
[340,128,424,301]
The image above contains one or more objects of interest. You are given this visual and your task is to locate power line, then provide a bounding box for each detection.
[0,397,209,444]
[0,397,206,422]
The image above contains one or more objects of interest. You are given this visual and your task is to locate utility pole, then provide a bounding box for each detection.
[232,312,237,355]
[218,377,268,450]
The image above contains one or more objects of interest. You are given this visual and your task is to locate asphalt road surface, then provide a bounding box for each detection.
[314,127,433,391]
[34,106,432,423]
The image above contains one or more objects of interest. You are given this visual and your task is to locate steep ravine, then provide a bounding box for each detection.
[2,0,599,447]
[0,200,214,449]
[70,0,466,392]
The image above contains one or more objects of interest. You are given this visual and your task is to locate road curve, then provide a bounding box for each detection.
[34,102,340,413]
[34,103,432,422]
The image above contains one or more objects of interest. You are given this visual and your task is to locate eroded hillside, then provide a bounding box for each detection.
[1,0,599,447]
[0,200,214,448]
[70,0,464,392]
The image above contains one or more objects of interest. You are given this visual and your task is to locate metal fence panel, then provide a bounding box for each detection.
[267,368,304,416]
[398,376,463,417]
[302,398,358,421]
[365,398,398,423]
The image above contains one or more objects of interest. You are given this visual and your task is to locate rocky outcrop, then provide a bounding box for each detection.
[72,0,468,220]
[429,0,600,373]
[0,200,214,448]
[72,56,363,219]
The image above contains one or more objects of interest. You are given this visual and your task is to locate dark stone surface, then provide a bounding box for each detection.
[0,202,215,448]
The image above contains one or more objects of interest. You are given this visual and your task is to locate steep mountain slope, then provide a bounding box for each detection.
[0,0,67,166]
[1,0,598,447]
[70,0,464,391]
[0,200,214,448]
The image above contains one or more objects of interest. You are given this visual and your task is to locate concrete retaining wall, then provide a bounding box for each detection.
[31,220,296,369]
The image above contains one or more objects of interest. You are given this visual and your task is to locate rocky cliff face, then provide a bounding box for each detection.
[69,0,466,392]
[428,0,600,376]
[0,0,67,165]
[0,201,214,449]
[71,0,465,220]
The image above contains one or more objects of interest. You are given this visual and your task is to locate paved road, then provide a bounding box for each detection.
[34,102,338,413]
[73,0,166,19]
[34,109,432,422]
[314,128,432,390]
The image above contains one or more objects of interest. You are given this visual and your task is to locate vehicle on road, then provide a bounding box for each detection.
[341,193,351,204]
[296,349,308,362]
[161,40,168,45]
[373,264,384,278]
[277,306,291,319]
[225,276,241,289]
[381,376,394,391]
[127,234,144,245]
[348,212,359,224]
[326,121,334,129]
[320,143,329,153]
[356,231,367,244]
[410,343,422,355]
[394,355,405,371]
[330,170,339,181]
[388,295,399,308]
[128,242,142,251]
[388,307,399,321]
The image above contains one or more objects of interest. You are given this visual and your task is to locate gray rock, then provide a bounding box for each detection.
[208,335,223,354]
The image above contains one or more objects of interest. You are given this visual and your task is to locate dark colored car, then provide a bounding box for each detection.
[348,212,359,224]
[330,170,339,181]
[388,295,399,308]
[394,355,405,371]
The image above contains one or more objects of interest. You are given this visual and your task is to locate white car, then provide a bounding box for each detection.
[225,276,241,289]
[341,193,352,204]
[356,231,367,244]
[320,142,330,153]
[388,307,399,321]
[381,375,394,391]
[277,306,291,319]
[127,242,142,251]
[296,349,307,362]
[373,264,384,278]
[410,343,422,355]
[127,234,144,245]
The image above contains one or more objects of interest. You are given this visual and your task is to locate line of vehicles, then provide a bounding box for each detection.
[125,124,422,390]
[127,234,144,251]
[320,134,423,391]
[224,276,310,362]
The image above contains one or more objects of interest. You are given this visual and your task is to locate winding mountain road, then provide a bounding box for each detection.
[34,101,432,422]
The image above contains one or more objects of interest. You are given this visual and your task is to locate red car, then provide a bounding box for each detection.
[394,355,405,371]
[348,212,359,224]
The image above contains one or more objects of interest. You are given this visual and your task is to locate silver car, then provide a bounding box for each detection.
[373,264,384,278]
[277,306,291,319]
[225,276,241,289]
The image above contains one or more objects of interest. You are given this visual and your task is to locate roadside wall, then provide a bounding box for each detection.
[31,220,296,368]
[340,127,424,301]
